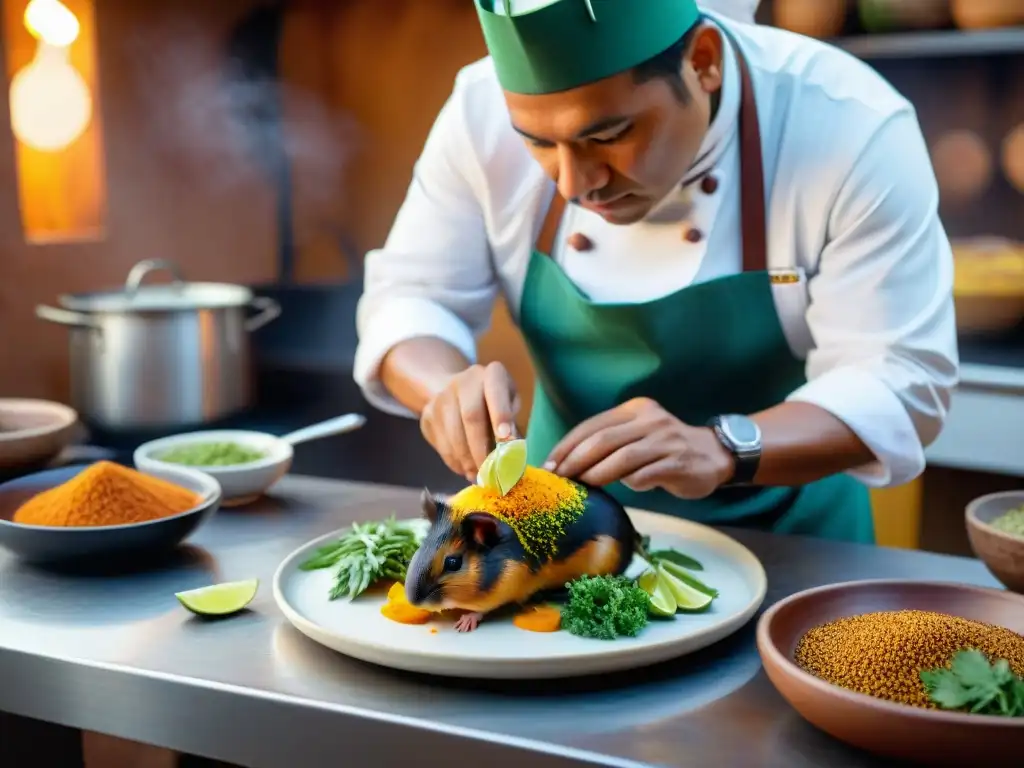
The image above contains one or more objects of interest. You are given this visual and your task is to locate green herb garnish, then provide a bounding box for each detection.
[561,574,650,640]
[648,548,704,572]
[920,649,1024,716]
[159,441,266,467]
[299,517,427,601]
[638,535,704,571]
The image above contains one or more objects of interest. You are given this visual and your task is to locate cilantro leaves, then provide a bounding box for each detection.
[920,649,1024,717]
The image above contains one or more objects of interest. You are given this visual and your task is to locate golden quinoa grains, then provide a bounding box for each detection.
[794,610,1024,708]
[449,466,587,560]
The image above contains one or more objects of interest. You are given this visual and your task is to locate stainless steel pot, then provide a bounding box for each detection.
[36,259,282,431]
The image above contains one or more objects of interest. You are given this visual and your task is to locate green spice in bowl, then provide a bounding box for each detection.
[990,505,1024,539]
[158,441,267,467]
[966,491,1024,594]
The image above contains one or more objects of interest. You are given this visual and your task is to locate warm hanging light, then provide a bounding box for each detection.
[9,0,93,152]
[24,0,80,45]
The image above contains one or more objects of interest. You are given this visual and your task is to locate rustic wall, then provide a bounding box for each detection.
[0,0,281,399]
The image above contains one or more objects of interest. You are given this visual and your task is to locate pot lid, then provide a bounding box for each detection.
[58,259,255,313]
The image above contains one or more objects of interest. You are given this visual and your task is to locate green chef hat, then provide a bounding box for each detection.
[475,0,701,95]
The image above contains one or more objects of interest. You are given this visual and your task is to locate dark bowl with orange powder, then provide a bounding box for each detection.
[0,461,221,569]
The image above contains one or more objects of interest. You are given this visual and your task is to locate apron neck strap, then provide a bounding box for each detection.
[729,27,767,273]
[533,26,767,274]
[536,189,567,256]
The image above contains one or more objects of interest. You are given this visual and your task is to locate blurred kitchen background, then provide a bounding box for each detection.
[0,0,1022,559]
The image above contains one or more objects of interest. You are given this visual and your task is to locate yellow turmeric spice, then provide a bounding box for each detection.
[448,466,587,559]
[12,461,201,528]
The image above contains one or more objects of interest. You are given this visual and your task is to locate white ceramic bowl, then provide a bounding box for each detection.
[134,429,291,507]
[0,399,80,473]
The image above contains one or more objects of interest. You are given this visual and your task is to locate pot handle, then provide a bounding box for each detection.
[36,304,100,329]
[125,259,186,293]
[245,296,281,332]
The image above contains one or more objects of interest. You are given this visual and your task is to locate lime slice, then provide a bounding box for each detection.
[638,568,677,617]
[475,451,498,490]
[659,559,719,598]
[175,579,259,616]
[657,565,712,612]
[477,438,528,496]
[493,438,527,495]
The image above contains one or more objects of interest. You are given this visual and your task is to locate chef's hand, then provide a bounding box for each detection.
[420,362,520,482]
[544,398,736,499]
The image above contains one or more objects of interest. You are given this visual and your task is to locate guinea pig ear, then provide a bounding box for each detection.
[420,488,445,524]
[461,512,502,549]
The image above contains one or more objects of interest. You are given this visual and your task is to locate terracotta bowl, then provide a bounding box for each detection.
[0,399,79,475]
[967,491,1024,594]
[757,579,1024,765]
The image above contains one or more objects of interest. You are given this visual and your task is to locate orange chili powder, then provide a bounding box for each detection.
[12,461,201,527]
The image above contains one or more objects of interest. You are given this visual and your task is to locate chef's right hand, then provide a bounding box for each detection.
[420,362,520,482]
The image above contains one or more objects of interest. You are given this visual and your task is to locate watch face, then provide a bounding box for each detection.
[722,415,760,448]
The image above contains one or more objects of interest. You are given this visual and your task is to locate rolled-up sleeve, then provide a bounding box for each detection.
[787,109,960,488]
[353,78,498,418]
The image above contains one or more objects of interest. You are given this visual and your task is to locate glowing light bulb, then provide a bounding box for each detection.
[24,0,79,46]
[9,0,92,153]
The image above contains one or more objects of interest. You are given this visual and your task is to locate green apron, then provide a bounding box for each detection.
[517,33,875,544]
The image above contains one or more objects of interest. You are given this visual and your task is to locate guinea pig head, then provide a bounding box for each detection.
[404,488,516,610]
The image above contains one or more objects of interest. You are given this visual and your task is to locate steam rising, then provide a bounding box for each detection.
[122,14,358,212]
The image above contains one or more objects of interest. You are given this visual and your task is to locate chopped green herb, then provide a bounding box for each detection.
[920,649,1024,717]
[158,441,266,467]
[561,574,650,640]
[300,517,427,601]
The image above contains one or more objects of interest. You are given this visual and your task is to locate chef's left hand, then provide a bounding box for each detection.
[544,398,737,499]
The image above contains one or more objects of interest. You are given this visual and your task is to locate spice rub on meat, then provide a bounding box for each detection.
[12,461,201,527]
[404,466,640,632]
[795,609,1024,708]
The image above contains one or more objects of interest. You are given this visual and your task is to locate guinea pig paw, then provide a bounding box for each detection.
[453,612,484,633]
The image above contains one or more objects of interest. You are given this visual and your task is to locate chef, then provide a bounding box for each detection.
[353,0,959,543]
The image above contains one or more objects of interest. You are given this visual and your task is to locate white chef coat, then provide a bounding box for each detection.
[353,11,959,490]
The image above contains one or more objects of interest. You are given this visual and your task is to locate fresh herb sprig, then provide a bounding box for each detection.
[299,517,427,601]
[561,574,650,640]
[920,649,1024,717]
[639,535,705,572]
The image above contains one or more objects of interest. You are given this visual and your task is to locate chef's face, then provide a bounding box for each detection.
[504,24,724,225]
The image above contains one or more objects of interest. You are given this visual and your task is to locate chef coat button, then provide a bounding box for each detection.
[683,226,703,244]
[700,175,719,195]
[567,232,594,251]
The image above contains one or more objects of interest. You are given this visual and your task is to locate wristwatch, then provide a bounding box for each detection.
[706,414,762,486]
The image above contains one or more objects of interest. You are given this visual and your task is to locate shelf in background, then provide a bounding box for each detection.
[833,27,1024,59]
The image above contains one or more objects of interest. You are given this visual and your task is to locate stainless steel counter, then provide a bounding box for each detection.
[0,476,1000,768]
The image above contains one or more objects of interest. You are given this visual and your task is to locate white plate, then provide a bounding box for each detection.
[273,509,768,679]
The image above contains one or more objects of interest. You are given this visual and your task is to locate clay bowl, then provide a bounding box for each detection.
[967,490,1024,594]
[757,579,1024,765]
[0,399,79,477]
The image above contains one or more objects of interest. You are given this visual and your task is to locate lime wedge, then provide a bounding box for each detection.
[638,568,677,617]
[659,559,719,598]
[475,451,498,490]
[657,565,712,612]
[477,438,528,496]
[176,579,259,616]
[494,438,527,495]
